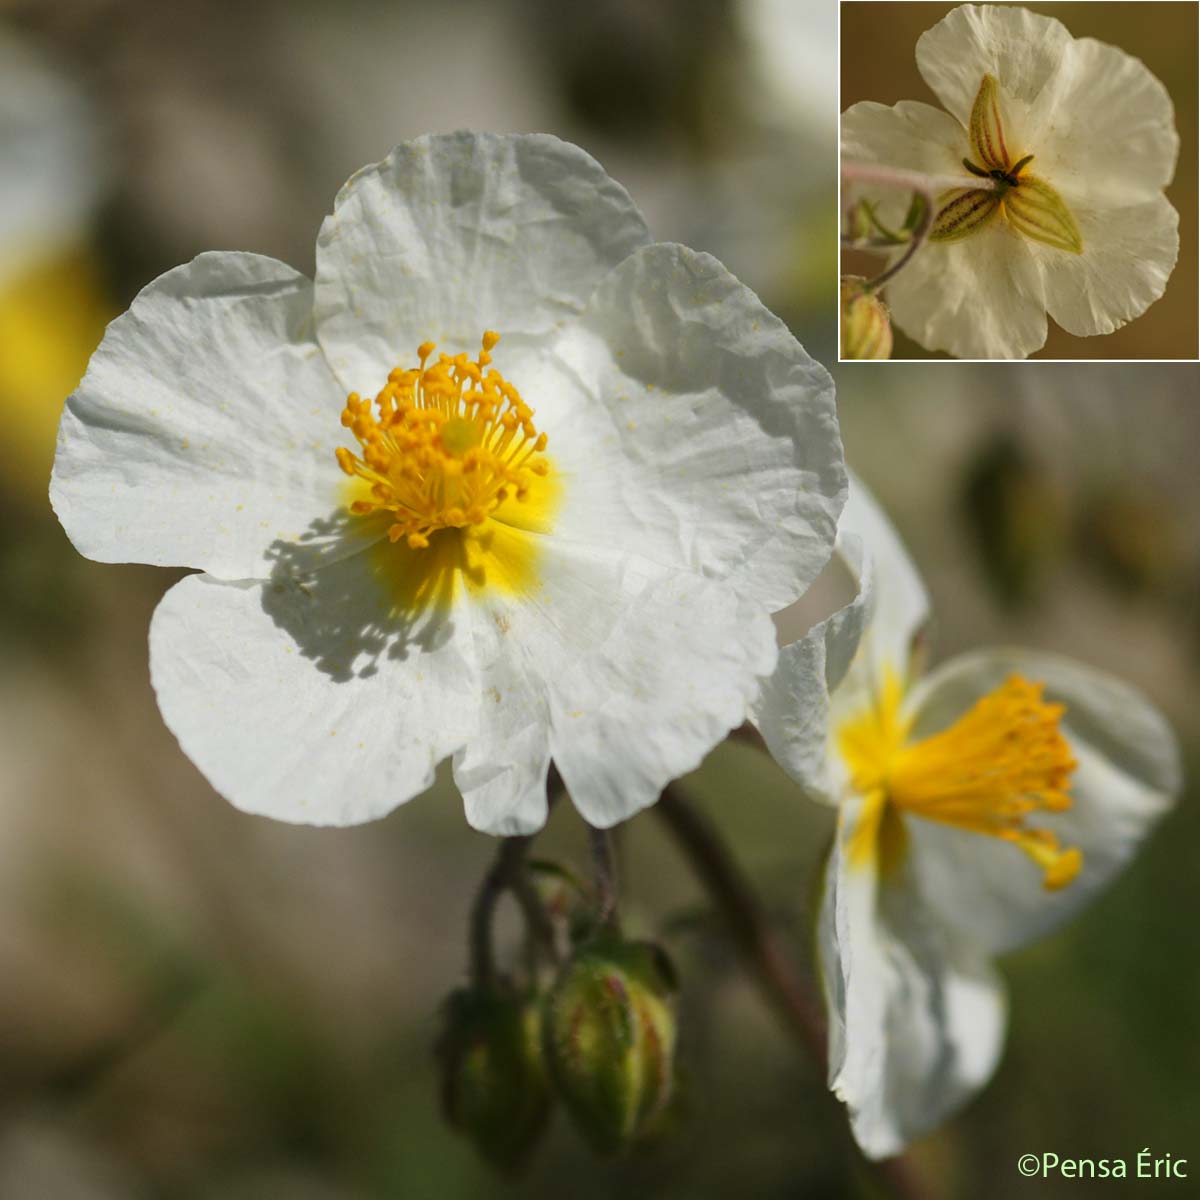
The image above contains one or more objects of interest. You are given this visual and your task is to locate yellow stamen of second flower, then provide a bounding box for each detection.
[335,332,550,550]
[839,672,1082,890]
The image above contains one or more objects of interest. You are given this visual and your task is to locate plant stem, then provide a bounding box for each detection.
[588,825,620,932]
[468,773,567,988]
[468,836,535,990]
[841,160,995,293]
[654,786,826,1064]
[654,785,934,1200]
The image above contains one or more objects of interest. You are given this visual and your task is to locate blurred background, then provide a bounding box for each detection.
[841,1,1200,359]
[0,1,1196,1197]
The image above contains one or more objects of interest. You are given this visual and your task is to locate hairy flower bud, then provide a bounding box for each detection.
[542,937,677,1155]
[840,279,893,360]
[437,987,551,1173]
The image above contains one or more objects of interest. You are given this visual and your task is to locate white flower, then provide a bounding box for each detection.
[753,475,1180,1157]
[51,132,846,836]
[842,3,1180,358]
[0,29,105,286]
[1,28,110,492]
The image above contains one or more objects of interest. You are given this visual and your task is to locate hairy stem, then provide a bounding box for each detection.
[842,160,995,292]
[654,785,934,1200]
[588,825,620,932]
[468,836,536,990]
[468,774,566,988]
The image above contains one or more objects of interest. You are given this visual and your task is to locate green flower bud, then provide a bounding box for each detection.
[542,937,677,1155]
[840,278,893,360]
[436,987,551,1174]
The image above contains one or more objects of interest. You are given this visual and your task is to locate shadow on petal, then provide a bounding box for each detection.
[261,511,473,684]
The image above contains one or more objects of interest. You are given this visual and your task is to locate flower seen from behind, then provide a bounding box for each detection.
[841,4,1180,358]
[753,475,1180,1157]
[51,132,846,836]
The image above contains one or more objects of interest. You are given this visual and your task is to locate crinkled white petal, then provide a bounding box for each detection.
[545,241,844,613]
[753,472,928,801]
[841,99,968,229]
[1031,195,1179,338]
[149,557,480,826]
[820,795,1007,1160]
[1028,35,1179,205]
[458,538,778,834]
[834,471,930,687]
[752,534,872,802]
[902,648,1180,955]
[915,4,1073,128]
[885,218,1047,359]
[51,252,357,579]
[313,132,652,394]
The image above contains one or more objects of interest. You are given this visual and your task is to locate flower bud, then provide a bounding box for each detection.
[542,937,677,1155]
[436,987,551,1174]
[840,278,893,359]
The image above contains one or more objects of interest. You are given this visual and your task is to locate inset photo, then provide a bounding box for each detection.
[839,1,1199,360]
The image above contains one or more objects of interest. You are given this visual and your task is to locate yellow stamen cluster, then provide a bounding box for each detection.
[840,673,1082,891]
[335,332,550,550]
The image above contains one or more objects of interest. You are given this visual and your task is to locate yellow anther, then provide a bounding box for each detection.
[334,331,551,550]
[839,673,1082,891]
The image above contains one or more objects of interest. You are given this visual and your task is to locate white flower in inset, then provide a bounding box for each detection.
[753,475,1180,1157]
[842,4,1180,358]
[51,132,845,835]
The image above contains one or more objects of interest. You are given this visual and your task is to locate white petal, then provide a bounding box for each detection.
[51,252,355,579]
[1028,36,1179,205]
[820,796,1007,1159]
[752,534,873,801]
[462,538,778,832]
[548,242,844,612]
[453,632,554,838]
[903,648,1180,955]
[1032,196,1179,338]
[753,473,927,801]
[148,555,480,826]
[884,218,1047,359]
[835,472,929,682]
[313,132,652,393]
[841,99,968,227]
[915,4,1073,128]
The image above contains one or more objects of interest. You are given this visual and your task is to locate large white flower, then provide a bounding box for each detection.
[842,4,1180,358]
[753,475,1180,1157]
[1,27,110,494]
[51,132,845,836]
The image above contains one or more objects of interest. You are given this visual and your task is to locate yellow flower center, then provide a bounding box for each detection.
[335,331,551,550]
[929,74,1083,254]
[838,671,1083,891]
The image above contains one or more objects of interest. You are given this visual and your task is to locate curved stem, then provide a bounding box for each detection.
[469,836,535,990]
[468,773,567,988]
[842,160,995,293]
[654,786,826,1064]
[654,785,934,1200]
